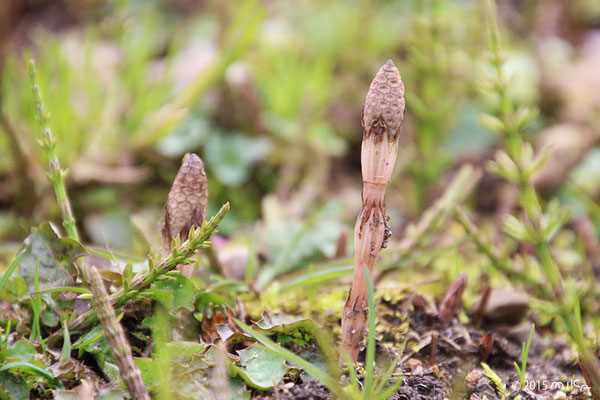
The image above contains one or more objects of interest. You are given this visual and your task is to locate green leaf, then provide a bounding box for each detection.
[155,274,198,311]
[231,344,287,390]
[0,339,38,364]
[235,320,346,398]
[164,341,205,358]
[99,361,120,385]
[487,151,519,183]
[18,223,86,291]
[280,265,353,291]
[72,324,105,351]
[0,362,59,385]
[135,357,159,390]
[60,319,71,363]
[145,286,174,309]
[254,313,318,346]
[56,387,124,400]
[0,252,25,296]
[196,292,231,313]
[0,371,28,400]
[204,132,271,186]
[135,342,210,398]
[478,113,505,133]
[72,313,124,352]
[229,376,252,400]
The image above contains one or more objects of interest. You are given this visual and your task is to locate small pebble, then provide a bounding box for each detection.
[465,369,483,391]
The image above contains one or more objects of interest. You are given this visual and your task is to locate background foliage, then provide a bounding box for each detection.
[1,0,600,398]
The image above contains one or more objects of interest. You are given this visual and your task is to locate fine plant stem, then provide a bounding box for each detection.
[481,362,508,399]
[481,0,600,395]
[47,202,229,346]
[28,60,88,283]
[363,266,376,399]
[453,205,550,298]
[89,266,150,400]
[1,320,12,351]
[397,165,480,254]
[514,323,535,387]
[60,317,71,363]
[29,256,44,350]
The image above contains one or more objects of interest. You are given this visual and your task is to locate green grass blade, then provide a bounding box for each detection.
[375,375,404,400]
[342,351,360,396]
[1,320,11,350]
[373,357,400,394]
[0,252,24,293]
[280,266,354,291]
[28,286,92,296]
[514,362,523,385]
[60,318,71,362]
[236,319,348,399]
[71,313,124,350]
[29,256,42,344]
[521,323,535,381]
[0,362,59,384]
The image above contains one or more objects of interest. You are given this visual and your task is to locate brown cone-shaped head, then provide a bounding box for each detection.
[161,153,208,254]
[362,60,405,142]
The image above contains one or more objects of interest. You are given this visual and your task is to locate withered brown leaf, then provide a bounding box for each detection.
[438,272,468,325]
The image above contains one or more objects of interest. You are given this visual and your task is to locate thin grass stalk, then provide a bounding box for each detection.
[28,60,88,283]
[453,206,550,297]
[340,60,405,362]
[481,0,600,394]
[396,165,480,254]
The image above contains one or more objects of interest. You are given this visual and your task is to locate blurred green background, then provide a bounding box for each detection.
[0,0,599,263]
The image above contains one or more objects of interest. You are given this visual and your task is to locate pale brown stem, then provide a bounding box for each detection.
[89,266,150,400]
[340,187,386,361]
[340,60,404,363]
